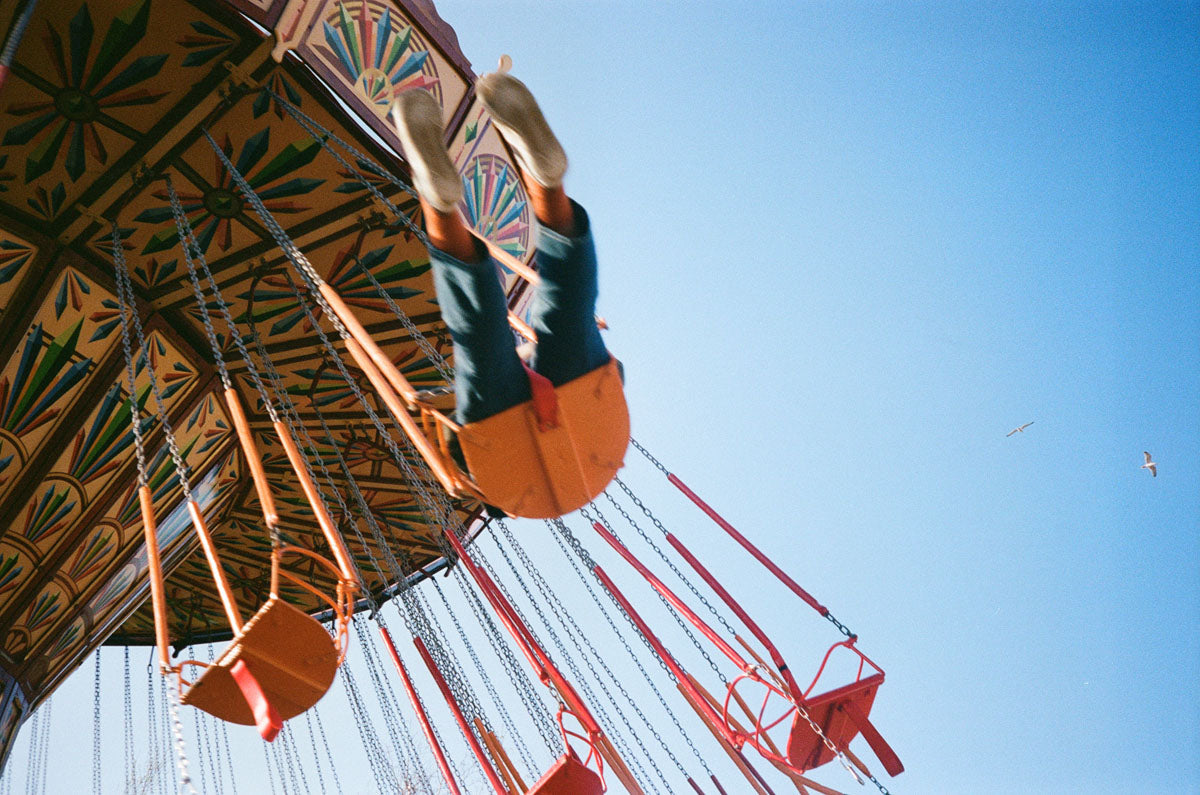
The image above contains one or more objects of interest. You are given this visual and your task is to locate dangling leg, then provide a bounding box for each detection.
[393,89,529,424]
[476,72,610,387]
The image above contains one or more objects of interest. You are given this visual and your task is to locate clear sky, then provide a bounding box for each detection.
[4,2,1198,794]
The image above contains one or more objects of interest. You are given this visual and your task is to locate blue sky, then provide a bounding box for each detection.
[5,2,1197,794]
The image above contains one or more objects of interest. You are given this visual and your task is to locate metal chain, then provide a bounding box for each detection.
[610,478,739,638]
[585,502,728,685]
[353,615,424,790]
[92,651,102,795]
[307,709,343,794]
[200,646,226,795]
[630,440,859,641]
[110,222,148,485]
[156,669,172,795]
[166,174,232,391]
[186,649,210,795]
[276,277,491,740]
[487,526,671,792]
[546,517,714,774]
[110,222,199,795]
[600,489,729,686]
[164,672,199,795]
[269,89,454,383]
[144,657,161,795]
[340,663,400,793]
[494,520,685,781]
[111,222,193,502]
[21,706,37,795]
[436,570,544,769]
[259,739,277,795]
[261,87,427,241]
[124,648,136,794]
[205,125,462,551]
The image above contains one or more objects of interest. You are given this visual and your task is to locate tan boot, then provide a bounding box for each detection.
[476,72,567,189]
[391,89,463,213]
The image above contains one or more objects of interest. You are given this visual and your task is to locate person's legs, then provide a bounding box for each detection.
[475,72,610,386]
[394,90,529,423]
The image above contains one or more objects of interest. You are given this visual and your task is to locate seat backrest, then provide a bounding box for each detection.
[458,358,629,518]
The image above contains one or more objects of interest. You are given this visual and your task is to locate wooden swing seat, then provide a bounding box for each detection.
[181,597,339,730]
[458,358,629,519]
[527,751,604,795]
[786,672,903,776]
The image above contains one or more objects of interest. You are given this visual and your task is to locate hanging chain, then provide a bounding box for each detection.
[166,175,232,391]
[610,479,739,638]
[584,502,729,685]
[267,88,454,383]
[111,222,193,503]
[489,524,676,791]
[163,673,199,795]
[546,517,715,775]
[111,223,148,486]
[341,663,401,792]
[92,650,102,795]
[109,221,200,795]
[437,569,546,768]
[124,648,136,794]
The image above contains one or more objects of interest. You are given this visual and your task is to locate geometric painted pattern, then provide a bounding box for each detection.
[0,0,497,728]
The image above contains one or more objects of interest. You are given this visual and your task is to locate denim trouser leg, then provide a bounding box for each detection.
[427,200,609,425]
[527,201,610,385]
[428,238,530,424]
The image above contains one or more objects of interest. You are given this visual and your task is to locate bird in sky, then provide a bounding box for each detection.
[1141,451,1157,477]
[1006,422,1034,437]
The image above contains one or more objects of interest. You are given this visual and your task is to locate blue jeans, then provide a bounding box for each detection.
[428,201,610,424]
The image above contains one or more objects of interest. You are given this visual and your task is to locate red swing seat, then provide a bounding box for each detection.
[787,673,899,773]
[527,750,605,795]
[783,640,903,777]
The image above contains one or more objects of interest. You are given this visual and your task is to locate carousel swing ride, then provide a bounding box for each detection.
[0,0,904,792]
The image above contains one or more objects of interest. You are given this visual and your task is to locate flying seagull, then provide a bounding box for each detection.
[1141,451,1157,477]
[1006,422,1034,437]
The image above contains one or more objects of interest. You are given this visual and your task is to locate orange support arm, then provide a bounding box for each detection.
[137,486,172,670]
[222,387,278,527]
[187,499,243,632]
[273,420,357,585]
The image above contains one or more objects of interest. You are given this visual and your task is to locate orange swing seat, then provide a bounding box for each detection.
[457,357,629,519]
[181,597,339,730]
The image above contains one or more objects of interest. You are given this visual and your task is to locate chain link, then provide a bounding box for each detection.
[546,518,714,774]
[268,88,454,384]
[124,648,136,795]
[110,222,148,485]
[433,574,543,771]
[111,222,193,502]
[584,502,729,685]
[491,522,676,791]
[92,651,102,795]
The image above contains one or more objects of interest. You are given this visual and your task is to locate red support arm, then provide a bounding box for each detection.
[664,532,803,698]
[667,473,829,617]
[413,636,508,795]
[590,521,751,671]
[379,627,461,795]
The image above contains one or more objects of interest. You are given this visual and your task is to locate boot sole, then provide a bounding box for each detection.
[391,90,463,212]
[477,74,567,187]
